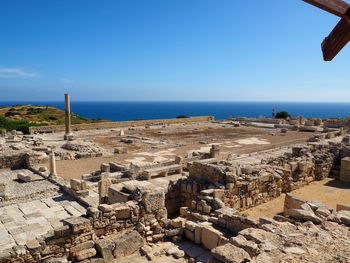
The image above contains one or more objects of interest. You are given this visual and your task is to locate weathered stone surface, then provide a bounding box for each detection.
[17,173,31,182]
[70,179,82,191]
[95,239,114,262]
[336,203,350,212]
[286,209,322,224]
[283,194,305,215]
[211,243,251,263]
[229,235,259,257]
[201,225,223,250]
[63,216,91,234]
[26,239,40,251]
[76,248,96,261]
[335,210,350,225]
[98,178,111,203]
[114,205,131,219]
[142,188,165,213]
[239,228,274,244]
[112,231,144,258]
[340,157,350,182]
[71,240,95,253]
[283,247,306,255]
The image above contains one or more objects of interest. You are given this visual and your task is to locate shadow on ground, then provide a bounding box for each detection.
[324,179,350,190]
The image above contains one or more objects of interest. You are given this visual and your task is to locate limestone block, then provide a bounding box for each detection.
[165,228,183,237]
[108,185,130,204]
[211,243,251,263]
[54,225,71,237]
[112,231,144,258]
[100,163,110,172]
[283,194,306,216]
[70,179,82,191]
[63,217,91,234]
[336,203,350,212]
[98,178,111,203]
[230,235,259,257]
[239,228,274,244]
[335,210,350,225]
[194,225,202,244]
[17,173,31,182]
[185,229,195,241]
[180,207,191,217]
[201,225,223,250]
[26,239,40,251]
[213,189,225,200]
[95,239,114,262]
[71,240,95,254]
[114,205,131,219]
[76,248,96,261]
[286,209,322,224]
[185,221,198,231]
[142,188,165,213]
[340,157,350,183]
[171,217,186,228]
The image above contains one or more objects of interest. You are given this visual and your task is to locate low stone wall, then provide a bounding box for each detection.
[185,143,338,211]
[29,116,215,134]
[0,152,48,169]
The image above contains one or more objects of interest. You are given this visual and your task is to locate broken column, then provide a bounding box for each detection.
[1,129,6,137]
[64,93,72,140]
[98,174,111,204]
[49,151,58,178]
[210,145,220,158]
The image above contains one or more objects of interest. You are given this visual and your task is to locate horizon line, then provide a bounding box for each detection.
[2,100,350,103]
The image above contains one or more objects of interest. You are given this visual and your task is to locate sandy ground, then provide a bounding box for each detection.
[245,177,350,218]
[53,127,314,180]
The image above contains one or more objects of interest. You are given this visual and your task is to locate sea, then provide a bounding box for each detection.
[0,101,350,122]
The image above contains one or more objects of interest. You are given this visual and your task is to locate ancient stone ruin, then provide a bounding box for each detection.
[0,113,350,263]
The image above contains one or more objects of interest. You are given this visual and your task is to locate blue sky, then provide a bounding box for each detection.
[0,0,349,102]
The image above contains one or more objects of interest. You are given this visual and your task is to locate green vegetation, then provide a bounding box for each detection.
[0,105,107,132]
[176,115,188,119]
[275,111,291,119]
[0,116,45,134]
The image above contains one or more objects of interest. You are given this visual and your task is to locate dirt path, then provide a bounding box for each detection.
[245,177,350,218]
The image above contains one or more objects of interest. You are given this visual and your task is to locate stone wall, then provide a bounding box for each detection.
[0,152,48,169]
[29,116,215,134]
[185,143,338,211]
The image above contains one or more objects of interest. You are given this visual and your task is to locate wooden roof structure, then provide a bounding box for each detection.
[303,0,350,61]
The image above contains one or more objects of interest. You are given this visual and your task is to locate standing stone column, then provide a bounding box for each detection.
[64,93,72,140]
[49,151,58,178]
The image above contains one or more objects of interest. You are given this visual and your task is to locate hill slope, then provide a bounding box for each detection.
[0,105,105,126]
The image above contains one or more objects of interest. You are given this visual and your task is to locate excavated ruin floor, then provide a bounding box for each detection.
[245,177,350,218]
[48,123,314,180]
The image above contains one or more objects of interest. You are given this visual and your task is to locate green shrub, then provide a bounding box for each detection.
[176,115,188,119]
[26,107,43,115]
[275,111,291,119]
[0,116,46,134]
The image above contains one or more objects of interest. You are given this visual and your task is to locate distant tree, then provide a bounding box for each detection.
[275,111,291,119]
[176,115,188,119]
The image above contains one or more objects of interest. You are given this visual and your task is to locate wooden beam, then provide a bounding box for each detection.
[302,0,350,18]
[322,18,350,60]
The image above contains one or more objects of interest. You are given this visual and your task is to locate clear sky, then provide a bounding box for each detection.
[0,0,349,102]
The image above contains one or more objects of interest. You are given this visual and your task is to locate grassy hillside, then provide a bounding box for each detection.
[0,105,106,134]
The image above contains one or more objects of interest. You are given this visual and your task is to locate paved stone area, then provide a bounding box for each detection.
[0,169,60,204]
[0,194,86,253]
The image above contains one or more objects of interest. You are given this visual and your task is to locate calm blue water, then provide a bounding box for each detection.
[0,101,349,121]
